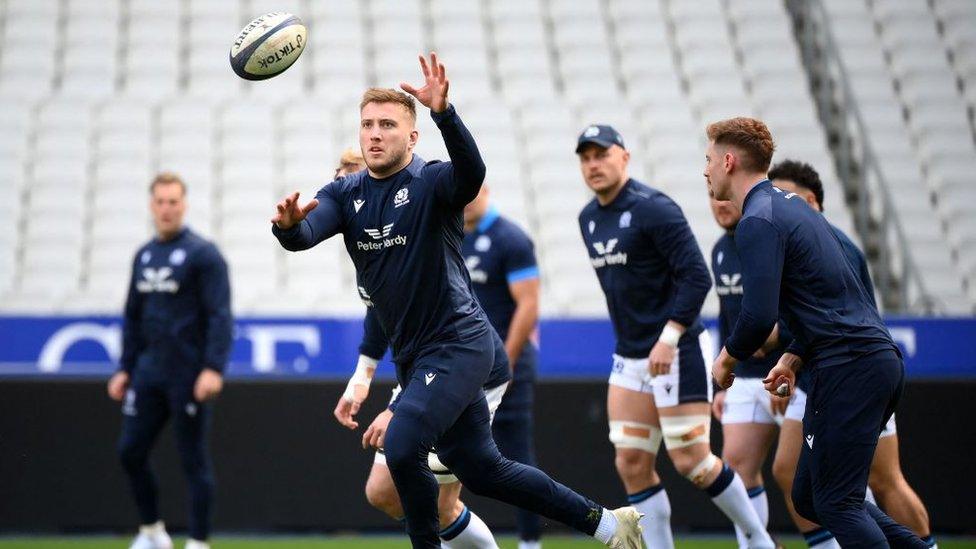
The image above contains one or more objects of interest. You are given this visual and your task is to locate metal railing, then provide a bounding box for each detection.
[786,0,937,313]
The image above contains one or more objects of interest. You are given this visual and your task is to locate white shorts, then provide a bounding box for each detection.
[785,388,898,438]
[722,377,782,425]
[374,382,510,484]
[608,331,713,408]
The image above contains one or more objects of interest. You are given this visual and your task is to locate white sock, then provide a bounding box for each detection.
[518,542,541,549]
[185,540,210,549]
[734,486,768,548]
[139,520,166,536]
[440,506,498,549]
[865,486,877,506]
[592,507,618,544]
[707,465,774,547]
[630,486,675,549]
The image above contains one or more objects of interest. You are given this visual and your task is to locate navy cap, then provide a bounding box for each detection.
[575,124,625,153]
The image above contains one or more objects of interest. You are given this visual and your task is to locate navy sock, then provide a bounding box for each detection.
[705,464,735,497]
[922,535,936,548]
[803,527,836,547]
[628,484,665,504]
[439,506,471,541]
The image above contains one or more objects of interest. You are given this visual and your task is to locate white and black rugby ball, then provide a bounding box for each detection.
[229,12,307,80]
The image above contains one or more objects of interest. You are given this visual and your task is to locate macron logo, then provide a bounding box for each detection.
[354,199,365,213]
[365,223,394,240]
[425,372,436,385]
[805,434,814,449]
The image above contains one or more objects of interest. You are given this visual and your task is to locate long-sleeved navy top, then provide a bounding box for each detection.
[712,232,788,378]
[831,224,877,309]
[359,205,537,387]
[725,180,896,368]
[121,227,233,381]
[579,179,712,358]
[273,105,492,381]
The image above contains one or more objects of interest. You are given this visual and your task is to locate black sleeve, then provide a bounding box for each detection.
[430,104,487,209]
[120,255,143,374]
[199,245,233,372]
[358,308,389,360]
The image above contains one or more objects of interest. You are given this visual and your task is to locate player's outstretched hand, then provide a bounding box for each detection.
[334,394,362,430]
[272,191,319,230]
[194,368,224,402]
[362,409,393,450]
[648,340,675,376]
[107,371,130,401]
[400,52,449,114]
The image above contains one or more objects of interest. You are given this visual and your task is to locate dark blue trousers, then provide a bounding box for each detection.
[117,373,214,541]
[792,350,925,548]
[492,349,542,542]
[383,331,602,548]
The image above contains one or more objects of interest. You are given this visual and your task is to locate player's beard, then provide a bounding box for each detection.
[366,144,410,177]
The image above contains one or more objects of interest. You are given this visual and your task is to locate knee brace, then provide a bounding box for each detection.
[686,453,719,485]
[609,420,663,453]
[660,414,711,450]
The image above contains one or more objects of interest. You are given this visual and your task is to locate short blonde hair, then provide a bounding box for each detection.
[149,171,186,195]
[339,148,364,166]
[359,87,417,121]
[706,117,776,172]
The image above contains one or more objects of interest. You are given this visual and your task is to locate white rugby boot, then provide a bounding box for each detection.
[607,506,645,548]
[129,521,173,549]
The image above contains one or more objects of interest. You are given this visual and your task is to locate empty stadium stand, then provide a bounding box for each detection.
[0,0,973,316]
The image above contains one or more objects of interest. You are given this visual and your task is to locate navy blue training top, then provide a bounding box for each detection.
[579,179,712,358]
[273,105,493,380]
[713,232,785,378]
[121,227,233,382]
[725,180,896,368]
[358,205,536,388]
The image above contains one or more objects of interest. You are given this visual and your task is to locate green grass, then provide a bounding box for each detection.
[1,537,974,549]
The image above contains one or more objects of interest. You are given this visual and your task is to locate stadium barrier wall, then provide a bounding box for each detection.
[0,316,973,378]
[0,378,972,535]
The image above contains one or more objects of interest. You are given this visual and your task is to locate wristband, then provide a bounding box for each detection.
[342,354,378,402]
[658,324,682,349]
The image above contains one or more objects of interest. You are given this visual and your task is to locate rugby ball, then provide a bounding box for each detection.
[229,12,307,80]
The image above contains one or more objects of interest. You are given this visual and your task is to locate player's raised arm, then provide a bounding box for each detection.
[270,186,342,251]
[401,52,486,208]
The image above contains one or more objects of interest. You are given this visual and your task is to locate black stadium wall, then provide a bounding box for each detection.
[1,379,972,535]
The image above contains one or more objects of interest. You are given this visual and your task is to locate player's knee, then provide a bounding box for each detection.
[791,481,818,523]
[771,457,794,494]
[868,467,904,498]
[117,440,146,471]
[613,447,654,481]
[365,476,400,516]
[670,449,717,486]
[381,435,424,474]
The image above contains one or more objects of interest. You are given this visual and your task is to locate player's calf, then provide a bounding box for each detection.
[662,412,774,548]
